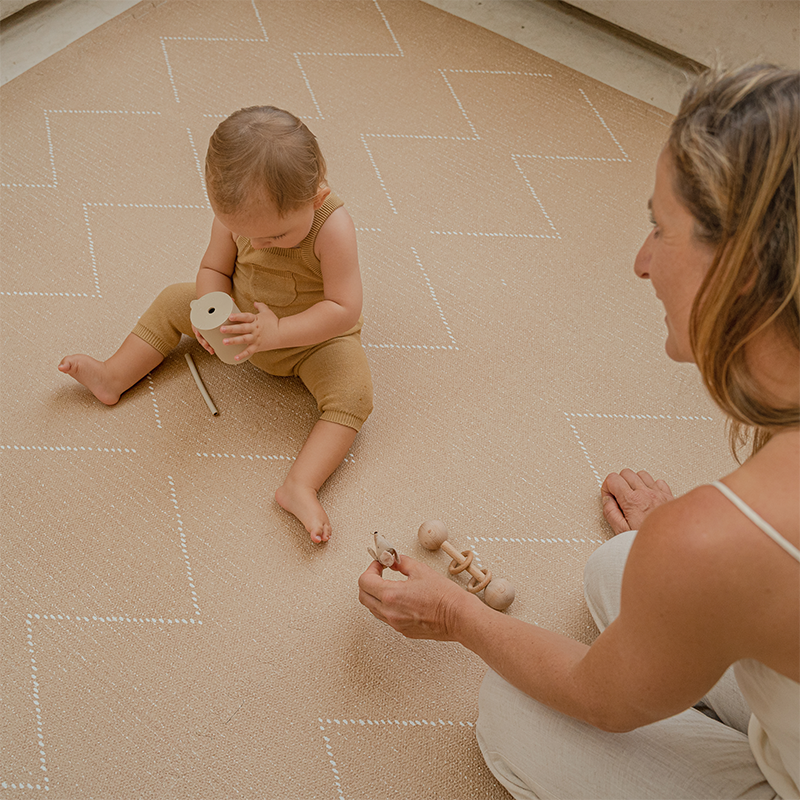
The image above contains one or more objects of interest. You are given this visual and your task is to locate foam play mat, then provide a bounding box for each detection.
[1,1,737,797]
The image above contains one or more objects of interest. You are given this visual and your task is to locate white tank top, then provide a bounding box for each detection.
[711,481,800,799]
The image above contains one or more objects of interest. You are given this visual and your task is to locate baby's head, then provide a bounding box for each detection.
[205,106,327,219]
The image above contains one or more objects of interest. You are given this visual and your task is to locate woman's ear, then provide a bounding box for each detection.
[313,185,332,209]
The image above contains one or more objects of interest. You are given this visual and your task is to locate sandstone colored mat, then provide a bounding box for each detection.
[1,1,736,798]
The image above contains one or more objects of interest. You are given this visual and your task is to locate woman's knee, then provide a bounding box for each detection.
[583,531,636,631]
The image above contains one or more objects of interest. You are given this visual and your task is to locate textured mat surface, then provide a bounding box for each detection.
[1,1,737,797]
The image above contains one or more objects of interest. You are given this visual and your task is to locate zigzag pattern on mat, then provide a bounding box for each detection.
[1,1,733,797]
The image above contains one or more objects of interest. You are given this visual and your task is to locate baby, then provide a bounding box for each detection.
[59,106,373,544]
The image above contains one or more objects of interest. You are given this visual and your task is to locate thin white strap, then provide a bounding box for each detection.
[711,481,800,562]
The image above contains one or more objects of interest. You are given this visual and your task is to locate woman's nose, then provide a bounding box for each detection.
[634,231,652,279]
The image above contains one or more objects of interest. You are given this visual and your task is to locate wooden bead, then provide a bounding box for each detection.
[483,578,516,611]
[417,520,449,550]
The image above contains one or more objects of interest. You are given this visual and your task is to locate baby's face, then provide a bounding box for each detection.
[217,199,316,250]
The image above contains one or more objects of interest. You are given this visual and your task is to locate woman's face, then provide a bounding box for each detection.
[634,149,717,362]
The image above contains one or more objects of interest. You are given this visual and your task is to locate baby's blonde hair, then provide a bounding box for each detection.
[205,106,327,217]
[669,64,799,457]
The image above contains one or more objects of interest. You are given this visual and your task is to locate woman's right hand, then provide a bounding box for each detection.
[192,325,215,356]
[358,554,480,642]
[601,469,675,534]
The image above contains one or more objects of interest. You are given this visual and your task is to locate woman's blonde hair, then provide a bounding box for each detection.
[668,64,799,457]
[205,106,327,217]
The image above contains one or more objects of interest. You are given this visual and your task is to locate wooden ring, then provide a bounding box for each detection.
[467,569,492,594]
[448,549,473,575]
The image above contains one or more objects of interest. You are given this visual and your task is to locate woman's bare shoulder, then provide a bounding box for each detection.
[626,485,741,581]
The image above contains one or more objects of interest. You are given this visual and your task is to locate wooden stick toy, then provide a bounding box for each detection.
[417,520,516,611]
[184,353,219,416]
[368,532,400,567]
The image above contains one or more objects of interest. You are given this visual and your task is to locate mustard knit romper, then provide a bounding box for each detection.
[132,192,373,431]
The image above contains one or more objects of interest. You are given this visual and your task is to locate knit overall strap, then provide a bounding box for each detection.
[299,191,344,277]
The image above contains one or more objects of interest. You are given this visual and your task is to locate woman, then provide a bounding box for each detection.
[358,64,799,799]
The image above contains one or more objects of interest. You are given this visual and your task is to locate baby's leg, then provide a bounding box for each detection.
[276,333,373,542]
[59,334,164,405]
[58,282,195,405]
[275,420,357,543]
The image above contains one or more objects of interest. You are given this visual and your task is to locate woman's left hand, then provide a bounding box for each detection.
[220,301,280,360]
[358,554,478,641]
[601,469,674,534]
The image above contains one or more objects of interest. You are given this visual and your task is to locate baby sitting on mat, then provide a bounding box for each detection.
[59,106,373,544]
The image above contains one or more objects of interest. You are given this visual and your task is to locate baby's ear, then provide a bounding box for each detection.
[313,185,331,209]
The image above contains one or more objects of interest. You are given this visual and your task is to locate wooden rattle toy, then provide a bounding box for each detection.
[368,532,400,567]
[417,520,516,611]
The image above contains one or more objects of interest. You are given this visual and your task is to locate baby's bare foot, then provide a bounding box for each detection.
[275,480,332,543]
[58,355,122,406]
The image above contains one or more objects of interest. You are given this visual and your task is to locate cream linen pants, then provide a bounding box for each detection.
[476,532,779,800]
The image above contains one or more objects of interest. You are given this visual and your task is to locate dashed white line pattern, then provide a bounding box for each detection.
[26,611,203,627]
[82,203,102,297]
[564,410,717,485]
[197,452,295,461]
[566,412,714,421]
[364,132,478,142]
[412,246,458,349]
[366,343,458,351]
[373,0,404,56]
[250,0,268,40]
[564,412,602,485]
[168,476,201,618]
[1,201,210,298]
[1,445,136,453]
[147,374,162,429]
[468,534,604,545]
[293,53,324,118]
[444,68,552,77]
[438,70,480,139]
[186,127,206,190]
[196,452,356,464]
[578,88,630,160]
[430,230,560,239]
[1,110,160,189]
[8,475,203,793]
[18,617,48,793]
[511,155,561,237]
[160,17,271,105]
[318,716,476,798]
[361,134,396,214]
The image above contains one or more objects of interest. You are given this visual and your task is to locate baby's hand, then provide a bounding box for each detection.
[220,301,280,360]
[192,325,215,356]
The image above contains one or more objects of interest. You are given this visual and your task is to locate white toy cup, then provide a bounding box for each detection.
[189,291,251,365]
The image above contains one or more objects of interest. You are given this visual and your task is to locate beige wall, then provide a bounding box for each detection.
[1,0,37,21]
[567,0,800,68]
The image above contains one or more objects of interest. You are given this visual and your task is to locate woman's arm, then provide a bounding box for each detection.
[359,493,750,733]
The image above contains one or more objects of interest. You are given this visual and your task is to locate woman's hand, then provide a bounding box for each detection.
[219,301,280,360]
[358,554,479,641]
[601,469,675,534]
[192,325,215,356]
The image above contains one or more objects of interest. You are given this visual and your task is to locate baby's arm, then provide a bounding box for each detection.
[222,207,362,358]
[193,217,238,353]
[196,216,237,296]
